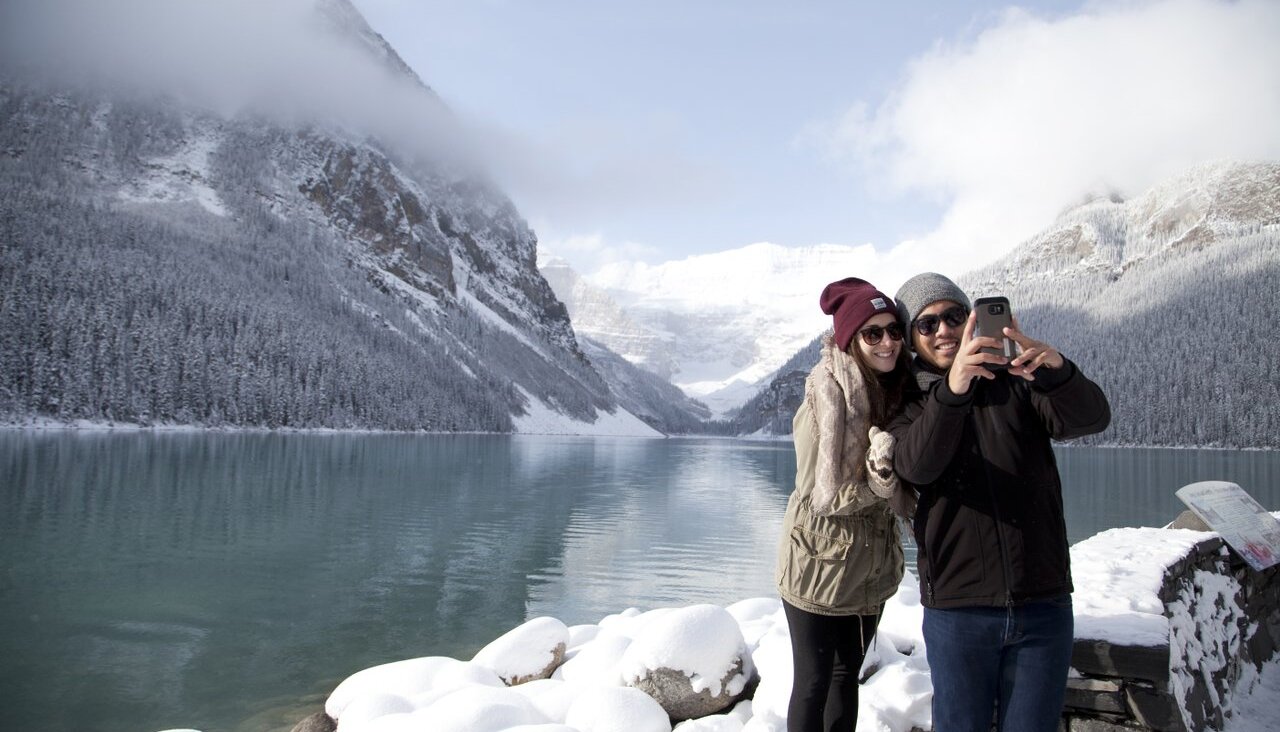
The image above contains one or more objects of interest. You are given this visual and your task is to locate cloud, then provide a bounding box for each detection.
[534,229,663,276]
[0,0,466,163]
[828,0,1280,279]
[468,113,730,252]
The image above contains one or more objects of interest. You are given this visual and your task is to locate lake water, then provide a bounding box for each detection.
[2,432,1277,732]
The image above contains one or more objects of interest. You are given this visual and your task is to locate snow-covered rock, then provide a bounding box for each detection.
[552,629,631,686]
[413,685,547,731]
[472,616,570,686]
[563,685,672,732]
[325,656,502,719]
[618,604,753,720]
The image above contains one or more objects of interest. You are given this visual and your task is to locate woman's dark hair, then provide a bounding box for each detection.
[849,344,911,428]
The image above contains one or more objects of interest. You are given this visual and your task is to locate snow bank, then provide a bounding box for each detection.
[1070,527,1208,645]
[165,526,1280,732]
[310,573,934,732]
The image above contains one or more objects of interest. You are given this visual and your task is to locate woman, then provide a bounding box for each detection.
[775,277,910,732]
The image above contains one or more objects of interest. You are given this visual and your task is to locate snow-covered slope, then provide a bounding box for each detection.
[965,160,1280,299]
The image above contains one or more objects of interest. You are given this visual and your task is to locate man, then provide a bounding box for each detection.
[887,273,1111,732]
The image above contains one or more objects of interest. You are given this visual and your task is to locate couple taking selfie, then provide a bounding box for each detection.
[775,272,1111,732]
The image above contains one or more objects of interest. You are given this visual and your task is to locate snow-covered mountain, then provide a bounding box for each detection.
[540,258,681,380]
[0,0,658,436]
[963,160,1280,299]
[542,242,879,417]
[734,161,1280,448]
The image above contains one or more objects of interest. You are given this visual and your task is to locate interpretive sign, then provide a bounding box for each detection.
[1176,480,1280,571]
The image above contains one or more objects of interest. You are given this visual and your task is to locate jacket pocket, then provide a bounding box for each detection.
[783,525,863,610]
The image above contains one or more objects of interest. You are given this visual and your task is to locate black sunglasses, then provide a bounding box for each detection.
[858,322,905,345]
[913,306,968,336]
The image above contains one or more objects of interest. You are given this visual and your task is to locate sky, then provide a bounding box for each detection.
[349,0,1280,285]
[2,0,1276,291]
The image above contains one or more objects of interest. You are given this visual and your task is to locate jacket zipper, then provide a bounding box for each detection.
[974,408,1017,607]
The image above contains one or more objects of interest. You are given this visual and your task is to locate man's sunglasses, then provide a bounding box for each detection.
[858,322,905,345]
[913,306,969,336]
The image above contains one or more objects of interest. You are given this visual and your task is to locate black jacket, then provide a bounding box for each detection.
[888,358,1110,609]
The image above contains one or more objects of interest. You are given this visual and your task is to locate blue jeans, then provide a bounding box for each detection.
[922,596,1074,732]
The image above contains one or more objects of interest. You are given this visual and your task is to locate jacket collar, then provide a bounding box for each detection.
[910,355,946,390]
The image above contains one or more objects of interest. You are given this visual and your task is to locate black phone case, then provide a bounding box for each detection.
[973,296,1014,367]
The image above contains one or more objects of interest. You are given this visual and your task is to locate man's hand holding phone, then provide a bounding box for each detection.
[947,311,1008,396]
[1004,316,1064,381]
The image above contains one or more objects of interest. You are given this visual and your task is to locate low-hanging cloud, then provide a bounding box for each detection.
[829,0,1280,279]
[0,0,469,164]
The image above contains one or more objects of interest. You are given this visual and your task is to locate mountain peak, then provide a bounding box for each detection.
[311,0,433,93]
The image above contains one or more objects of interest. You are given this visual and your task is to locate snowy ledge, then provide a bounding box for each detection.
[1070,526,1212,646]
[158,522,1278,732]
[1066,519,1280,732]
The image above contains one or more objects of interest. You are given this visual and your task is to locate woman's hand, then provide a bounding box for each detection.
[866,426,898,498]
[947,311,1006,395]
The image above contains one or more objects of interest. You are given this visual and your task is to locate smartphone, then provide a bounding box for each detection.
[973,296,1014,368]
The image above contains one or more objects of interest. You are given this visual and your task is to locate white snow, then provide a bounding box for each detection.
[160,524,1280,732]
[473,617,571,685]
[615,605,751,697]
[563,686,672,732]
[1069,526,1209,645]
[117,121,229,216]
[511,386,662,438]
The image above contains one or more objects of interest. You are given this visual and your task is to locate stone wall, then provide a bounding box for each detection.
[1063,524,1280,731]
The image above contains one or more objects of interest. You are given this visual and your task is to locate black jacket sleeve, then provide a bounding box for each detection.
[1027,357,1111,440]
[888,377,973,487]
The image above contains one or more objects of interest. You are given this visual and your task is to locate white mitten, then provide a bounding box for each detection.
[866,426,898,499]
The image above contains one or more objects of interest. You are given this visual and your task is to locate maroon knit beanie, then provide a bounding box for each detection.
[820,277,897,351]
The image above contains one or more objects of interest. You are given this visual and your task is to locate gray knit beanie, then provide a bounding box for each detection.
[894,272,972,332]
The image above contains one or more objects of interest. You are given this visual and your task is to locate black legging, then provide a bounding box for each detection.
[783,600,882,732]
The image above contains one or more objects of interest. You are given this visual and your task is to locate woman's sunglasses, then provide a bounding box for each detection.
[913,306,969,336]
[858,322,905,345]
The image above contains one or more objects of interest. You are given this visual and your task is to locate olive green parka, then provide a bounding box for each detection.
[775,338,905,616]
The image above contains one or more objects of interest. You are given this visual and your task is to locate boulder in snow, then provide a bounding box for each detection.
[325,656,502,719]
[619,605,753,720]
[289,713,336,732]
[414,684,547,731]
[564,686,672,732]
[472,616,570,685]
[633,659,749,721]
